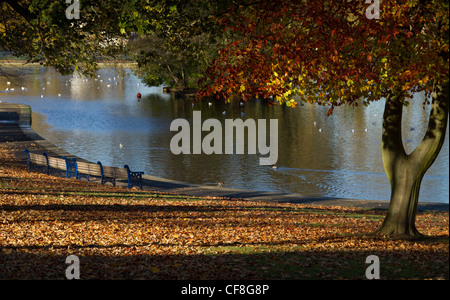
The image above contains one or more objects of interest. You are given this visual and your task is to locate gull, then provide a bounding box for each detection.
[119,143,123,148]
[365,128,368,132]
[58,94,61,97]
[272,165,278,170]
[10,88,14,91]
[7,82,10,85]
[319,128,322,132]
[352,129,355,133]
[41,95,44,98]
[21,87,26,90]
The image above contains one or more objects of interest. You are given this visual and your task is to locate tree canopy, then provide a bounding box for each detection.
[128,0,237,90]
[0,0,133,75]
[199,0,449,111]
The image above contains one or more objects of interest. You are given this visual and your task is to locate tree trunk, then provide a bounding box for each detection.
[377,79,449,237]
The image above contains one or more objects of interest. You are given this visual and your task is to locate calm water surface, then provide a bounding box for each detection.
[1,65,448,203]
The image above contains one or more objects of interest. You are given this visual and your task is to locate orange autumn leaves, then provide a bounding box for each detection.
[199,1,448,109]
[1,144,448,279]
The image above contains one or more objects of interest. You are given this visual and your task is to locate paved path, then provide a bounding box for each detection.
[1,103,448,211]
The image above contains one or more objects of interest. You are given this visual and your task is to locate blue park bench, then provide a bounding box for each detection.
[24,149,144,189]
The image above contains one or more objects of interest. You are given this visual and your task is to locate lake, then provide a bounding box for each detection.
[1,64,448,203]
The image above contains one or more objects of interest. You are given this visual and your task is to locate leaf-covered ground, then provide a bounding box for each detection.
[0,144,448,280]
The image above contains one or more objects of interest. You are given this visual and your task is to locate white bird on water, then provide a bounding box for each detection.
[319,128,322,132]
[119,143,124,148]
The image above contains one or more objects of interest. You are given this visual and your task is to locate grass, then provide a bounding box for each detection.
[1,144,448,280]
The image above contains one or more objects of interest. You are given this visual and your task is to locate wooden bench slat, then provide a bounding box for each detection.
[29,154,48,166]
[115,167,129,179]
[47,156,66,170]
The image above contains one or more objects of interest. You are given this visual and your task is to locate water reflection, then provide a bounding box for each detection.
[1,64,448,203]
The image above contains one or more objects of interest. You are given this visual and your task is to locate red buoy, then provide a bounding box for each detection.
[137,93,142,100]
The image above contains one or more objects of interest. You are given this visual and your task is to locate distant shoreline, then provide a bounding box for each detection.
[0,60,137,66]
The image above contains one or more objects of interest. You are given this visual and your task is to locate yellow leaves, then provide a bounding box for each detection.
[285,99,298,107]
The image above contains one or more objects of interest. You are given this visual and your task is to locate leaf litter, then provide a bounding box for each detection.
[0,144,448,279]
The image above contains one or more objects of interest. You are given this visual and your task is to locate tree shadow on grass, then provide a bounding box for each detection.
[0,246,448,280]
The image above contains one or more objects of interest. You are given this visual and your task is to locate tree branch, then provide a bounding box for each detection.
[411,78,449,170]
[2,0,36,21]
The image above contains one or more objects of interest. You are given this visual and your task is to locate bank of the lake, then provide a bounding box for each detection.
[1,102,448,211]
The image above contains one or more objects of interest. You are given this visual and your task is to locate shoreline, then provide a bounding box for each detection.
[1,102,448,212]
[0,60,137,66]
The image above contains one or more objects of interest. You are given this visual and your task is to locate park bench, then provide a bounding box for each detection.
[24,150,49,174]
[24,149,145,189]
[96,162,144,189]
[25,150,76,178]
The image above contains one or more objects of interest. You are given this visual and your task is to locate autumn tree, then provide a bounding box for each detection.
[199,0,449,237]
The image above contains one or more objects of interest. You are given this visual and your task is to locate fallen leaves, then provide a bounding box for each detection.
[0,144,448,280]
